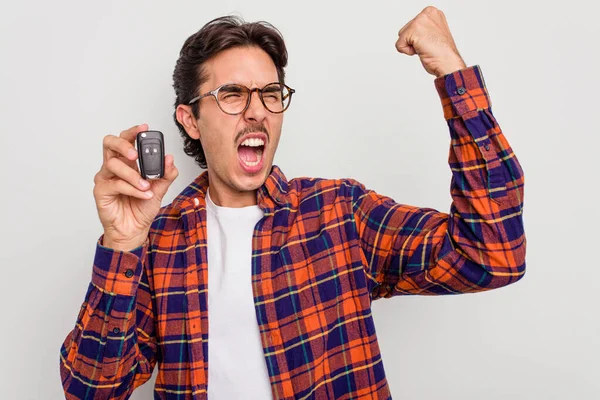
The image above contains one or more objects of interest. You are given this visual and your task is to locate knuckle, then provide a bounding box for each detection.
[92,182,102,197]
[414,14,426,25]
[423,5,438,14]
[105,157,119,170]
[121,126,136,138]
[113,179,130,195]
[103,134,113,147]
[117,140,128,153]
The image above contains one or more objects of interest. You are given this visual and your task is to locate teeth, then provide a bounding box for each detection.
[241,137,265,147]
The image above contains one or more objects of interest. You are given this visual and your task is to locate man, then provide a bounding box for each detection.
[60,7,526,400]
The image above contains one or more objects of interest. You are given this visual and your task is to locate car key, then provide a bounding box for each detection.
[136,130,165,179]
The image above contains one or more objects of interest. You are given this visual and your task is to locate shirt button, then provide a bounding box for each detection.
[113,327,120,334]
[193,198,200,207]
[457,87,466,95]
[124,269,134,278]
[484,144,490,151]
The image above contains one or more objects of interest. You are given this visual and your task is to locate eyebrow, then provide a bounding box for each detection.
[262,85,281,93]
[220,84,244,92]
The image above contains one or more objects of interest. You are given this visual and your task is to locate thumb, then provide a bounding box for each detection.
[395,38,417,56]
[150,154,179,200]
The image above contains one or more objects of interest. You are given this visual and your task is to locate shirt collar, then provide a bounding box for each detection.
[173,164,290,212]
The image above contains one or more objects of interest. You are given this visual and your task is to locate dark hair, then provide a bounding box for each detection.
[172,15,288,169]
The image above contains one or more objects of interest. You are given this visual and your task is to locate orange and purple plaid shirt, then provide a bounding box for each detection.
[60,65,526,399]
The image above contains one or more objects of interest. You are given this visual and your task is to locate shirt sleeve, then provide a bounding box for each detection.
[350,65,526,297]
[59,236,158,399]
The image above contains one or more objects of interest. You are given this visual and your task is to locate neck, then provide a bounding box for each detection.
[207,175,258,208]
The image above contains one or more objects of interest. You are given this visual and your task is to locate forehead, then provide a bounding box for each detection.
[202,46,279,89]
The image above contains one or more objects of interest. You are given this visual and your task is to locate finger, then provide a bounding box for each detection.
[120,123,149,143]
[96,179,154,200]
[104,157,151,191]
[396,23,417,55]
[163,154,179,182]
[102,124,147,163]
[148,154,179,199]
[94,167,114,184]
[103,135,139,163]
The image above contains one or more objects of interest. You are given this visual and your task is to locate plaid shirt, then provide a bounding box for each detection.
[60,65,526,399]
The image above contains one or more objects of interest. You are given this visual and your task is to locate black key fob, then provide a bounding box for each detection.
[136,130,165,179]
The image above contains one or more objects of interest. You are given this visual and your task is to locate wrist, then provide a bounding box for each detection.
[102,233,147,252]
[436,59,467,78]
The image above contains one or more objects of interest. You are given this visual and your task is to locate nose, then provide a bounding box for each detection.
[243,90,268,123]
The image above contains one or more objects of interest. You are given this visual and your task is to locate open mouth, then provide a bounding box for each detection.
[237,136,266,171]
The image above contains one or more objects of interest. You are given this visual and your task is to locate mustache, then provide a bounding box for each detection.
[235,124,269,144]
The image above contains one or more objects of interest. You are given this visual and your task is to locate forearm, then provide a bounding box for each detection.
[60,240,157,399]
[397,65,526,294]
[354,65,526,297]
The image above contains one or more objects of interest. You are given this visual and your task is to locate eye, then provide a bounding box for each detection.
[219,84,246,101]
[263,90,282,101]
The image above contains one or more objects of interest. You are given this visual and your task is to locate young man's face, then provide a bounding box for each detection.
[183,46,284,198]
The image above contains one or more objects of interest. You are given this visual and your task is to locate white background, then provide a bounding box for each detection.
[1,0,598,399]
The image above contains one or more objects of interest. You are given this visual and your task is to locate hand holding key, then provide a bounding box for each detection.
[93,124,179,251]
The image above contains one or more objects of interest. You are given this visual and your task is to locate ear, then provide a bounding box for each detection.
[176,104,201,140]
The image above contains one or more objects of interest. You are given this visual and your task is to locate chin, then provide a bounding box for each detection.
[231,161,272,192]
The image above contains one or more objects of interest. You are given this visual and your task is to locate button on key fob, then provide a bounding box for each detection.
[136,130,165,179]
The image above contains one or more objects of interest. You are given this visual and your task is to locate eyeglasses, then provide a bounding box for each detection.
[188,82,295,115]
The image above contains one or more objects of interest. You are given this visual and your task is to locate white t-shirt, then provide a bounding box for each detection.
[206,188,272,399]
